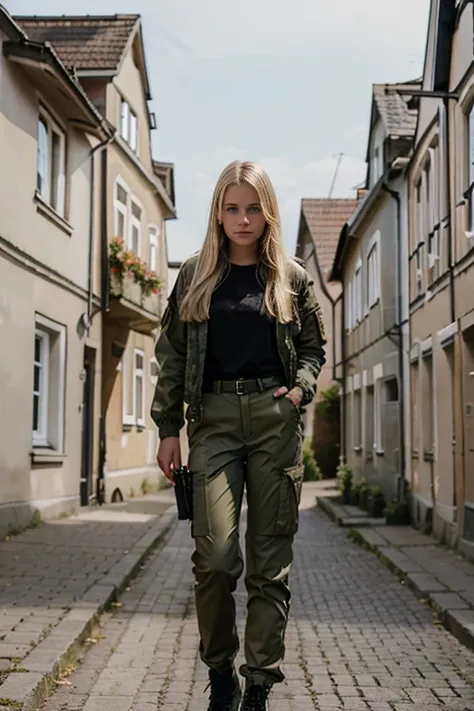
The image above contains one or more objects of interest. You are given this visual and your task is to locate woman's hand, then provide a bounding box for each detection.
[157,437,181,483]
[273,385,303,408]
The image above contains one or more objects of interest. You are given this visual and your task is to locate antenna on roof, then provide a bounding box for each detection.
[328,153,343,199]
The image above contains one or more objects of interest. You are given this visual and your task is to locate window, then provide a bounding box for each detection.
[374,378,383,453]
[120,99,138,153]
[466,105,474,237]
[33,330,49,444]
[130,199,142,254]
[32,315,66,451]
[411,360,420,455]
[384,378,399,403]
[353,388,362,450]
[367,242,379,307]
[354,262,362,323]
[36,111,66,217]
[422,353,434,457]
[148,225,159,273]
[365,385,375,457]
[371,144,383,187]
[114,180,129,240]
[134,349,145,427]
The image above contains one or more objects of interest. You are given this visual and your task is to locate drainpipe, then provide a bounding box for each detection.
[340,286,347,460]
[86,131,115,326]
[382,183,406,496]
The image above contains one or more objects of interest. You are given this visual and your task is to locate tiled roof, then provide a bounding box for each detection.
[15,15,138,71]
[301,198,357,273]
[373,81,420,138]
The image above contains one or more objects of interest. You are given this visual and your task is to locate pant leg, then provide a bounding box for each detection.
[188,393,246,671]
[240,389,304,686]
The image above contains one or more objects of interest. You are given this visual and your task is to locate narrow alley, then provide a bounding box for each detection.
[38,490,474,711]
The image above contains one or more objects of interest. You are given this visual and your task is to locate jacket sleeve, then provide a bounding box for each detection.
[294,273,327,407]
[150,282,187,440]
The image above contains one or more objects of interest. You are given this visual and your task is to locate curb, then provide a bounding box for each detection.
[316,499,474,654]
[316,495,384,528]
[0,508,177,711]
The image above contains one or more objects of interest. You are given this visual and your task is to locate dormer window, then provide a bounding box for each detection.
[371,144,383,187]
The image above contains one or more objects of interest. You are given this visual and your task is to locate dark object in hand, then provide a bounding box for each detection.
[173,466,193,520]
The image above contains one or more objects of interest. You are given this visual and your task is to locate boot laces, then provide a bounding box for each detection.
[205,672,237,711]
[242,684,269,710]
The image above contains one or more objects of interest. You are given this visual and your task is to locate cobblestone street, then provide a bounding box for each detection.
[39,491,474,711]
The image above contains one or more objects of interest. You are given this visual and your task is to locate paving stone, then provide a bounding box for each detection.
[406,572,448,594]
[30,487,474,710]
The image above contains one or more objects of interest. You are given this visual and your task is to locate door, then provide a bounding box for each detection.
[80,346,96,506]
[462,331,474,541]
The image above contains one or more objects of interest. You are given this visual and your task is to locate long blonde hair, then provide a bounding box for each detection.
[179,160,294,323]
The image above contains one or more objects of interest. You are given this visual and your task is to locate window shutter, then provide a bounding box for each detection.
[428,147,438,231]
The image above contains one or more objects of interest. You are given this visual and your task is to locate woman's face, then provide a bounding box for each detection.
[220,183,266,251]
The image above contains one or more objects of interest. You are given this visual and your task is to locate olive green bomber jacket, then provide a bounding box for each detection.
[151,255,327,439]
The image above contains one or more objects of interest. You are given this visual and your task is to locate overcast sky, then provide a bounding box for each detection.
[11,0,431,261]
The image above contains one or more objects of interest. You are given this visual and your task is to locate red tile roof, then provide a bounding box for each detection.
[15,15,138,71]
[301,198,357,273]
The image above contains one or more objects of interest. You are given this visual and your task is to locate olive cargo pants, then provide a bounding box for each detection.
[187,384,304,687]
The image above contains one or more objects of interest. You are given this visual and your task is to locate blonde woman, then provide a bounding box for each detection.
[151,161,326,711]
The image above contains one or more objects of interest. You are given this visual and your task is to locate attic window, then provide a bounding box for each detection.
[120,99,138,153]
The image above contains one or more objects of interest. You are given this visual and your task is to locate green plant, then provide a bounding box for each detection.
[368,485,386,518]
[302,440,322,481]
[314,385,339,418]
[31,510,42,528]
[358,478,370,512]
[336,457,353,504]
[384,499,411,525]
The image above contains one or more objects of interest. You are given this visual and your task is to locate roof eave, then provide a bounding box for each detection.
[3,40,111,138]
[0,5,27,41]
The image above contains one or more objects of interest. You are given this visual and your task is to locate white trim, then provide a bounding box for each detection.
[32,328,49,446]
[37,108,66,219]
[129,195,143,256]
[438,321,458,348]
[150,356,158,387]
[421,336,433,354]
[122,346,134,427]
[346,375,353,394]
[148,224,159,273]
[373,363,383,452]
[33,314,66,452]
[367,231,381,308]
[113,176,130,241]
[134,348,146,427]
[362,369,368,387]
[410,342,420,362]
[353,372,361,391]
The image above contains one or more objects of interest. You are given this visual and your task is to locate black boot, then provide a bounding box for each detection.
[207,667,241,711]
[241,683,270,711]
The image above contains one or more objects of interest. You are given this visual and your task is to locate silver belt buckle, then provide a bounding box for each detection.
[235,379,245,396]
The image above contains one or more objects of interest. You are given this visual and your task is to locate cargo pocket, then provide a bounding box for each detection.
[274,464,304,535]
[191,473,210,538]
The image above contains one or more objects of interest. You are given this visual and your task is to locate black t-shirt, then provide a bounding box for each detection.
[203,264,284,383]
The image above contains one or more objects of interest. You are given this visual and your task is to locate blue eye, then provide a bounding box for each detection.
[249,206,261,213]
[226,207,237,213]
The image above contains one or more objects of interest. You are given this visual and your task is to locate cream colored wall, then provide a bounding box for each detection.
[0,39,100,518]
[0,257,99,507]
[0,58,94,292]
[450,3,474,90]
[108,39,153,172]
[108,145,166,283]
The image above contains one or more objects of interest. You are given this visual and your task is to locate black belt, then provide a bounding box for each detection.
[203,376,283,396]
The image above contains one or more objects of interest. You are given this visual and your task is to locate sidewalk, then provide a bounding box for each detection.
[317,488,474,655]
[0,492,176,710]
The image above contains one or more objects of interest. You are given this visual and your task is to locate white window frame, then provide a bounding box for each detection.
[129,196,142,255]
[354,260,362,323]
[134,348,146,427]
[120,98,138,153]
[148,224,159,273]
[33,328,50,446]
[465,104,474,237]
[37,108,66,218]
[114,176,130,241]
[122,346,134,427]
[367,231,380,308]
[373,364,384,454]
[32,314,66,451]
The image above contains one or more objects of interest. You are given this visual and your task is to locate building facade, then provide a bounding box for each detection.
[331,82,418,504]
[295,198,356,448]
[0,8,111,533]
[17,14,177,504]
[407,0,474,556]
